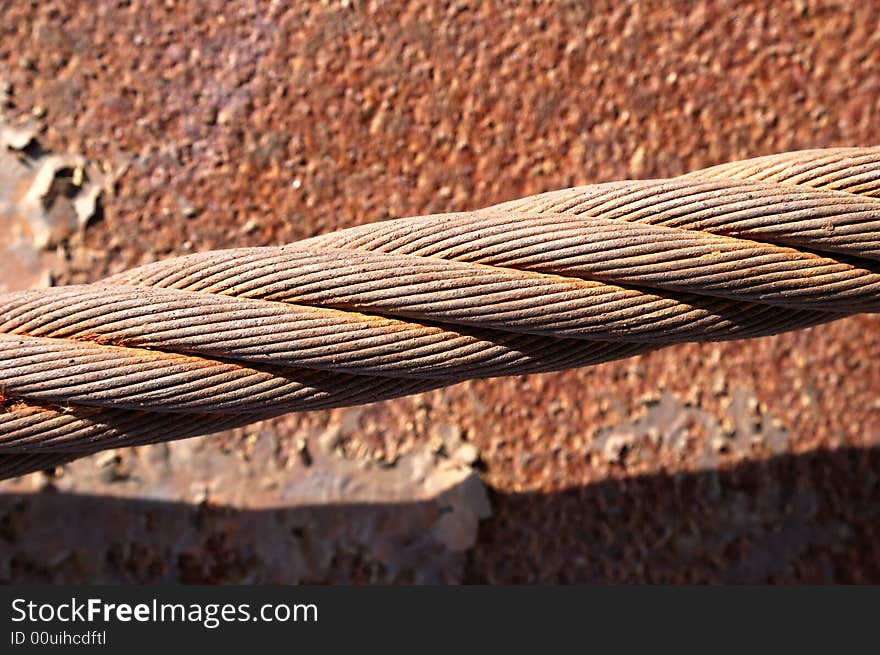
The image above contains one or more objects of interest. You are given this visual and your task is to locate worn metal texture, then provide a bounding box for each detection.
[0,1,879,584]
[0,149,878,478]
[0,101,106,293]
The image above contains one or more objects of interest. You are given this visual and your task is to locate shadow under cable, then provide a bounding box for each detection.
[0,446,877,583]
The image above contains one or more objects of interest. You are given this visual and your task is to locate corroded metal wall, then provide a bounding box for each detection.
[0,1,878,583]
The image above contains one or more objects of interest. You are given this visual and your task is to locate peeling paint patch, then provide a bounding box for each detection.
[0,410,490,583]
[592,387,791,471]
[0,85,107,293]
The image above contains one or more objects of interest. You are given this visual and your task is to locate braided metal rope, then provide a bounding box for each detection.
[1,147,878,478]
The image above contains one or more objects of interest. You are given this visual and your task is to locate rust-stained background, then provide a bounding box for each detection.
[0,0,878,583]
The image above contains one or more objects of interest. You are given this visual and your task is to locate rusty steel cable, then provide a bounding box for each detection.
[0,147,878,478]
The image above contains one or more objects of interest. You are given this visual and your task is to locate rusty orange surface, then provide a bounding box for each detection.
[0,1,877,582]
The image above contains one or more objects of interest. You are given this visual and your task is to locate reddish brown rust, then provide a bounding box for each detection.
[0,148,878,477]
[1,0,879,584]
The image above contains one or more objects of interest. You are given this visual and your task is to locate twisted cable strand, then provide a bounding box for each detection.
[683,147,880,196]
[0,147,878,477]
[487,183,880,261]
